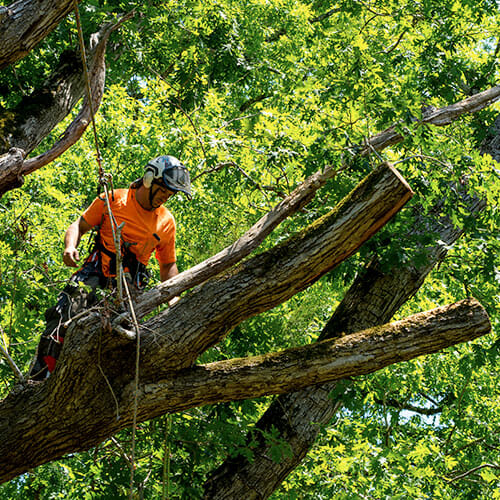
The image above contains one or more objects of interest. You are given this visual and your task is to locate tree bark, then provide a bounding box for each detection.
[0,295,490,484]
[202,166,489,499]
[134,299,490,415]
[0,161,413,482]
[0,12,133,197]
[0,0,76,70]
[130,163,338,321]
[362,85,500,154]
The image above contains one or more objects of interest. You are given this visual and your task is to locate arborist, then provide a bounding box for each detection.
[29,155,192,381]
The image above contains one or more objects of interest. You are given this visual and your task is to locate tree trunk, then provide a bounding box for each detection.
[0,295,490,484]
[0,0,76,70]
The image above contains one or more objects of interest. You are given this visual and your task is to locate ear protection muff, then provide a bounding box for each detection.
[143,164,159,188]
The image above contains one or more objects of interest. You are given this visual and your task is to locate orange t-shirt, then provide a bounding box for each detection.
[82,188,176,277]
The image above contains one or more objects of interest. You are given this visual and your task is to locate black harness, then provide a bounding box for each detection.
[87,231,150,290]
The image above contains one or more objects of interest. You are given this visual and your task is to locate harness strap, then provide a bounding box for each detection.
[90,231,149,289]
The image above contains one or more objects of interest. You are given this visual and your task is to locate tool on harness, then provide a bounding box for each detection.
[88,231,150,290]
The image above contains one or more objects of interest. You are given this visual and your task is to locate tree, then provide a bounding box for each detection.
[0,1,498,498]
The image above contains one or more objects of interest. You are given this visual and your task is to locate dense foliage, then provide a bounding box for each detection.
[0,0,498,497]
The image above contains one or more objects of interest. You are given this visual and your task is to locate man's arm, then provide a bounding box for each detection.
[160,262,180,306]
[63,216,93,267]
[160,261,178,282]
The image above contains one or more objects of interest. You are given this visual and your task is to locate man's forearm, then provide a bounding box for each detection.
[160,262,179,282]
[160,262,180,306]
[63,217,92,267]
[64,220,81,250]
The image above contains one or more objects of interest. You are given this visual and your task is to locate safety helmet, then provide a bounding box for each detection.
[143,155,192,200]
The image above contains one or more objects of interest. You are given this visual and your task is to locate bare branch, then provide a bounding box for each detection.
[364,85,500,154]
[446,463,500,483]
[373,396,443,416]
[310,8,342,24]
[0,326,25,383]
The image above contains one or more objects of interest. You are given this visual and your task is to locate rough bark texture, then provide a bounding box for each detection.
[131,162,339,320]
[0,162,413,483]
[203,202,486,499]
[0,4,497,491]
[0,0,76,70]
[0,147,25,196]
[0,12,132,197]
[135,299,490,413]
[202,159,490,499]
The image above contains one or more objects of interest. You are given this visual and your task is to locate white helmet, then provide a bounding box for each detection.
[143,155,192,199]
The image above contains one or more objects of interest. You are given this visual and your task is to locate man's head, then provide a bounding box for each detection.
[138,155,192,210]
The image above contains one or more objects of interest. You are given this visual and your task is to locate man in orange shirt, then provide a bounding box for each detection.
[29,155,192,380]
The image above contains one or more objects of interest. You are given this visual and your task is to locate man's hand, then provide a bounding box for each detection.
[63,247,80,267]
[63,216,93,268]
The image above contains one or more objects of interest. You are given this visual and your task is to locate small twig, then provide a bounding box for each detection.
[394,154,452,169]
[149,65,207,160]
[444,374,472,453]
[309,7,342,23]
[0,331,25,383]
[447,437,486,456]
[62,303,103,328]
[383,29,408,55]
[446,463,500,483]
[111,436,133,466]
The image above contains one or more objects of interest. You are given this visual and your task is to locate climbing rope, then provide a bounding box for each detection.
[72,0,104,180]
[72,2,142,497]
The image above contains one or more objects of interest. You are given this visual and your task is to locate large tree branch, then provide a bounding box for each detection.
[203,196,486,500]
[131,299,490,417]
[202,156,490,499]
[0,162,412,482]
[0,12,133,197]
[131,162,338,321]
[21,11,135,175]
[120,162,414,375]
[0,0,76,70]
[119,86,500,323]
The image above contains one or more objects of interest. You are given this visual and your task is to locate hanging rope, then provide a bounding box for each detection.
[71,3,142,497]
[72,0,104,180]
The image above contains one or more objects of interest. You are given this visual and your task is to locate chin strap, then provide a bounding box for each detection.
[149,183,159,209]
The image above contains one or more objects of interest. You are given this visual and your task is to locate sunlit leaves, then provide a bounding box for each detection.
[0,0,500,497]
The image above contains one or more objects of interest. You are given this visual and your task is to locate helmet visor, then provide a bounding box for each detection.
[162,165,192,200]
